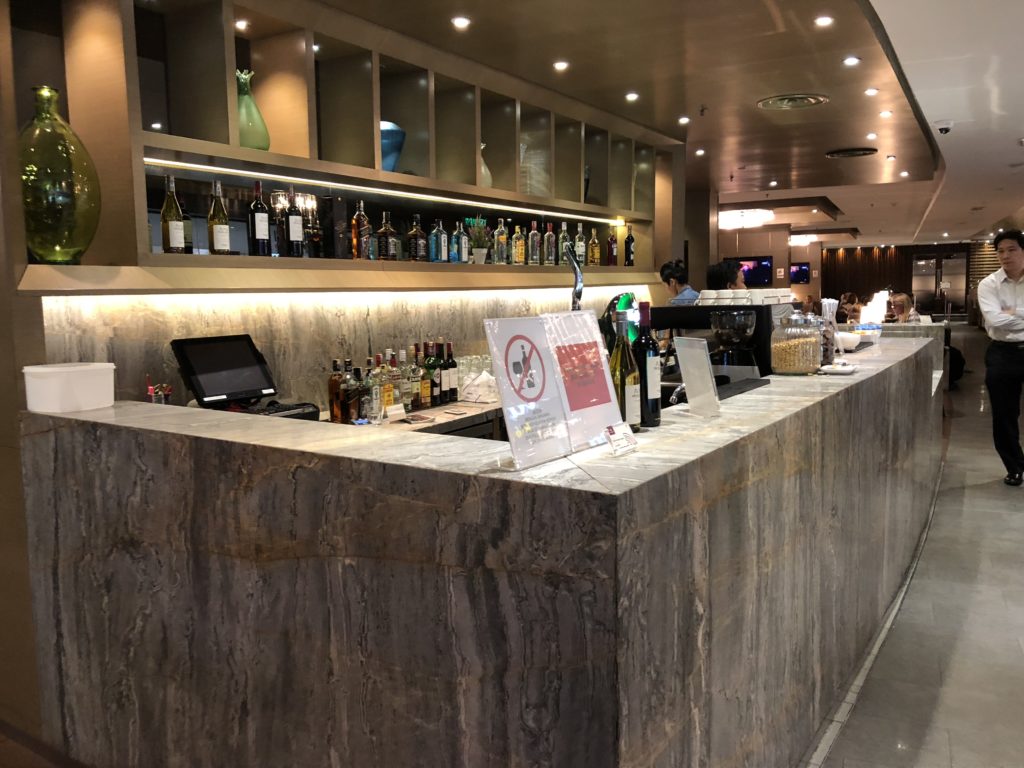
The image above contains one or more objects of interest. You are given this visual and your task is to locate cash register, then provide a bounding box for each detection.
[170,334,320,420]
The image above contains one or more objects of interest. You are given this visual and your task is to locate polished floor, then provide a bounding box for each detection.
[1,327,1020,768]
[818,325,1024,768]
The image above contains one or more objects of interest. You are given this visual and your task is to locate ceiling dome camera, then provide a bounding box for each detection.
[934,120,953,135]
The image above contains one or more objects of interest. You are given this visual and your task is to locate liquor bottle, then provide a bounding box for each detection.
[587,227,601,266]
[556,222,570,266]
[632,302,661,428]
[351,200,371,259]
[407,214,428,262]
[406,345,422,410]
[511,225,526,265]
[351,366,366,420]
[492,218,508,264]
[160,175,185,253]
[376,212,399,260]
[610,310,641,429]
[365,355,383,423]
[542,222,556,266]
[624,223,635,267]
[340,358,356,423]
[418,342,433,409]
[435,337,449,404]
[607,227,618,266]
[527,221,541,265]
[574,222,587,265]
[247,180,271,256]
[422,341,440,407]
[428,220,447,263]
[397,347,413,411]
[445,341,458,402]
[378,352,394,407]
[285,185,305,257]
[387,349,405,412]
[450,221,468,263]
[328,358,344,423]
[207,180,231,255]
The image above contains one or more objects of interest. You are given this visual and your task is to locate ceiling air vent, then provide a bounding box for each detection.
[757,93,829,110]
[825,147,878,159]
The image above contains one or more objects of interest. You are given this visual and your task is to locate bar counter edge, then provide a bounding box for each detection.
[19,337,944,768]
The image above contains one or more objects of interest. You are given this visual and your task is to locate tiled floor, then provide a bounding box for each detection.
[3,326,1021,768]
[820,325,1024,768]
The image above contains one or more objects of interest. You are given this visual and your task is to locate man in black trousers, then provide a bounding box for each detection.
[978,229,1024,486]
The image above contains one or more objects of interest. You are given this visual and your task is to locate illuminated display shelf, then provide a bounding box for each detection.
[18,261,659,296]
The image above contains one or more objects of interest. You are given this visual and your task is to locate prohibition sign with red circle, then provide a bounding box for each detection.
[503,334,546,402]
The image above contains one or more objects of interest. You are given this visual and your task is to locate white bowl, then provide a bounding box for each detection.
[836,332,860,351]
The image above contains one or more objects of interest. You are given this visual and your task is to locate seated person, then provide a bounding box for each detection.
[660,259,700,305]
[801,294,822,316]
[888,292,921,323]
[706,261,745,290]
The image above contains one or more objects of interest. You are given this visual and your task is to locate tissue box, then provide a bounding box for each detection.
[23,362,116,413]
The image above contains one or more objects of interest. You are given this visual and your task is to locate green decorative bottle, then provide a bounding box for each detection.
[18,85,100,265]
[236,70,270,151]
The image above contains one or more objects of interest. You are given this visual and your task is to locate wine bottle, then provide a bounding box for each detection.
[610,311,641,429]
[556,222,570,266]
[527,221,541,265]
[445,341,458,402]
[451,221,468,263]
[492,218,508,264]
[574,222,587,264]
[376,212,398,260]
[436,337,449,404]
[351,199,371,259]
[587,227,601,266]
[160,175,184,253]
[207,180,230,255]
[284,186,305,257]
[542,222,556,266]
[423,341,441,407]
[428,220,447,263]
[247,180,271,256]
[406,214,428,262]
[607,227,618,266]
[632,302,661,427]
[511,225,526,265]
[624,224,635,267]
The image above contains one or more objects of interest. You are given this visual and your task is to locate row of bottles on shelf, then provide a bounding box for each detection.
[157,175,636,265]
[327,340,458,425]
[610,302,662,432]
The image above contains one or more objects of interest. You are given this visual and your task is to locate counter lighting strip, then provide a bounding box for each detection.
[143,157,628,227]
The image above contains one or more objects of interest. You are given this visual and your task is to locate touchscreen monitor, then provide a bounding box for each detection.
[171,334,277,405]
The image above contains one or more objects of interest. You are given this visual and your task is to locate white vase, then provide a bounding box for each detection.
[479,143,493,188]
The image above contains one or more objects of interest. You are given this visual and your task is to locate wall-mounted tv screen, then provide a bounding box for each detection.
[724,257,773,287]
[790,262,811,284]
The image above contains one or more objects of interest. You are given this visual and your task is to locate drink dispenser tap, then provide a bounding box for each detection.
[564,239,583,311]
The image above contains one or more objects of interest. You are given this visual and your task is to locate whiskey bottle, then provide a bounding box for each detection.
[328,358,344,423]
[207,180,231,255]
[574,222,587,265]
[351,200,371,259]
[587,227,601,266]
[418,342,433,409]
[511,225,526,265]
[376,212,399,260]
[247,180,271,256]
[160,175,185,253]
[406,345,422,410]
[407,214,428,262]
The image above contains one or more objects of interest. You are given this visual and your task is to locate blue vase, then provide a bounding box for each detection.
[380,121,405,173]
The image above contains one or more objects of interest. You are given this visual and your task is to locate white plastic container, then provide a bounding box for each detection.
[23,362,116,413]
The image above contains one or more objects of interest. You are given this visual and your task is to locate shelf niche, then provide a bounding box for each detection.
[434,75,476,187]
[519,104,552,198]
[480,89,517,193]
[634,143,655,215]
[584,125,609,207]
[315,38,374,169]
[609,134,633,211]
[379,55,430,178]
[554,117,583,203]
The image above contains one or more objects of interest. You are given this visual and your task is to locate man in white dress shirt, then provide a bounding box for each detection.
[978,229,1024,486]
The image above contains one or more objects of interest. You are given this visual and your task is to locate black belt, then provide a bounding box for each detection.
[990,340,1024,350]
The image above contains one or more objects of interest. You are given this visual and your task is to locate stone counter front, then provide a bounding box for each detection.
[21,338,942,768]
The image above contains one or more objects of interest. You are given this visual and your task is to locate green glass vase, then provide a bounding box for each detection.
[236,70,270,151]
[18,86,101,265]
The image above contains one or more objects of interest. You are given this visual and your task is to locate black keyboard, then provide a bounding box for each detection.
[246,401,320,420]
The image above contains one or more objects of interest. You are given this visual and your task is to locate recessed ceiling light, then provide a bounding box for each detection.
[899,170,909,177]
[811,208,819,213]
[678,116,690,125]
[769,180,778,187]
[989,232,995,237]
[864,87,879,96]
[843,55,861,67]
[451,16,471,30]
[625,92,640,102]
[312,44,320,53]
[880,110,893,118]
[943,232,949,237]
[866,132,878,140]
[695,148,705,156]
[814,15,834,27]
[553,60,569,72]
[886,154,896,161]
[999,228,1005,232]
[234,19,249,31]
[150,122,162,130]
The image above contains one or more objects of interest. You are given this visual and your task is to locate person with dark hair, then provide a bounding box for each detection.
[659,259,699,305]
[706,261,745,291]
[978,228,1024,486]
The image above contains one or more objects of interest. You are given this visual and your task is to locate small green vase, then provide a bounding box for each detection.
[18,86,101,265]
[236,70,270,151]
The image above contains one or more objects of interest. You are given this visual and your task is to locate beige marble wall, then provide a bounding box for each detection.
[43,285,652,411]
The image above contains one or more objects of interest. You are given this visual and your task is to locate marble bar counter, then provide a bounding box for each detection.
[20,338,943,768]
